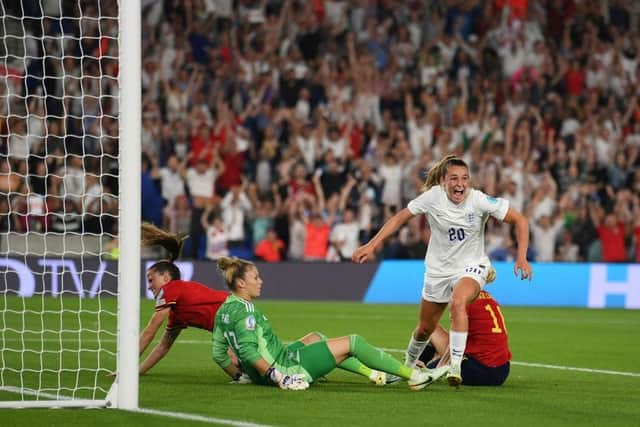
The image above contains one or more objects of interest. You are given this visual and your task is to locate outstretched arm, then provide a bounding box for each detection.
[139,307,170,355]
[352,208,414,263]
[503,207,532,281]
[139,327,181,375]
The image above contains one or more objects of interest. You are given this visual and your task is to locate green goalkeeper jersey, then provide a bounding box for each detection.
[212,294,285,385]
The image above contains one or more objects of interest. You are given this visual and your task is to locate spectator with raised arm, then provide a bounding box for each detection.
[184,149,225,258]
[589,201,628,263]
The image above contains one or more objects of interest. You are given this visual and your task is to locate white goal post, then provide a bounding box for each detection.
[114,0,141,411]
[0,0,140,409]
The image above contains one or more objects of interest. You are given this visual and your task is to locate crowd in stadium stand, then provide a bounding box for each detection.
[0,1,120,239]
[2,0,640,263]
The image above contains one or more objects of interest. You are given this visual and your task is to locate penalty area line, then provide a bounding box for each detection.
[6,339,638,379]
[379,347,640,378]
[131,407,276,427]
[509,361,640,377]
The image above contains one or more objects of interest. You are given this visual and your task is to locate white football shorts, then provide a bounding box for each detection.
[421,264,492,303]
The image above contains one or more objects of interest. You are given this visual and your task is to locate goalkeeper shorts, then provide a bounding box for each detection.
[273,340,336,383]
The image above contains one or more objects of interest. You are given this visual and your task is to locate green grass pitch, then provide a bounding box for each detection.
[1,297,639,426]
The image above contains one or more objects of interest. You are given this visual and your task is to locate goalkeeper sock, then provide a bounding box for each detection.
[405,335,429,368]
[349,335,413,380]
[449,330,468,370]
[338,357,372,378]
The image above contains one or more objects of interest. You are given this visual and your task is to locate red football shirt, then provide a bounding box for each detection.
[304,222,330,259]
[155,280,229,331]
[465,291,511,367]
[254,238,284,262]
[597,223,627,262]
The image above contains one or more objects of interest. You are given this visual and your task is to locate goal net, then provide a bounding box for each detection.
[0,0,140,408]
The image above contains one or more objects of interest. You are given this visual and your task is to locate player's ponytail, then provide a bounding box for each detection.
[422,155,468,191]
[142,223,187,280]
[216,256,255,291]
[141,222,187,262]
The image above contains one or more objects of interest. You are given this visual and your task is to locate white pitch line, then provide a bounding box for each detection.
[509,361,640,377]
[131,407,275,427]
[377,347,640,378]
[4,339,639,378]
[0,386,275,425]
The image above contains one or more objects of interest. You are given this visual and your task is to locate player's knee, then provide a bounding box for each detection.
[301,331,326,345]
[310,331,327,342]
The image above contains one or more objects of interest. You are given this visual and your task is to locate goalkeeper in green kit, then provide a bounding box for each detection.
[212,256,448,391]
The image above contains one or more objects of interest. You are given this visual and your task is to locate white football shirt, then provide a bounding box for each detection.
[407,186,509,277]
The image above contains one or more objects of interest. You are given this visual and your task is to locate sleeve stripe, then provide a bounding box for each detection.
[155,301,176,310]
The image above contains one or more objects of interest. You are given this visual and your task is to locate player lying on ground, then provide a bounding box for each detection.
[212,256,448,390]
[139,223,230,375]
[417,290,511,386]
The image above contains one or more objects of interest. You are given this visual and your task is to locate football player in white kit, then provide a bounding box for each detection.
[352,155,532,386]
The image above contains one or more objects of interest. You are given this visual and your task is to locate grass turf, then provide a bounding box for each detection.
[1,297,639,426]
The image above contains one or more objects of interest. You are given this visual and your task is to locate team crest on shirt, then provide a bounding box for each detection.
[486,195,498,204]
[245,315,256,330]
[467,212,475,223]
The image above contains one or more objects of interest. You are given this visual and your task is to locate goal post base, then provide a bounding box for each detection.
[105,378,117,408]
[0,386,109,408]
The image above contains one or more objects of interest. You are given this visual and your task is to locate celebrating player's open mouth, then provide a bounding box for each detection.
[451,187,466,203]
[443,165,469,204]
[447,184,468,204]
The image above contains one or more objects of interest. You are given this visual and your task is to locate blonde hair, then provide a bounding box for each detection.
[216,256,255,290]
[141,222,187,262]
[422,155,468,192]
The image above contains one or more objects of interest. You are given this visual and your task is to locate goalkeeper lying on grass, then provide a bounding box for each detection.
[212,256,448,391]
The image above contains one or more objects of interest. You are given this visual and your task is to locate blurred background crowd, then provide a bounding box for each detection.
[1,0,640,263]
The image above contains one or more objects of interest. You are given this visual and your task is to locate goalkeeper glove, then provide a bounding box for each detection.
[266,367,309,391]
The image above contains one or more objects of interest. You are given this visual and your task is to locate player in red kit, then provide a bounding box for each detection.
[418,290,511,386]
[139,223,229,375]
